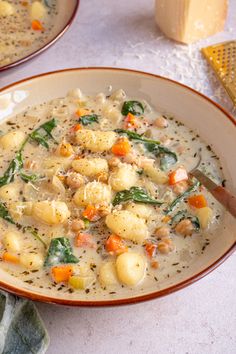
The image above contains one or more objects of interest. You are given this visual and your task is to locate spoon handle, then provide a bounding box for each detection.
[191,169,236,218]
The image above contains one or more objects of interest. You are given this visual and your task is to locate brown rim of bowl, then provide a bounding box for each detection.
[0,67,235,306]
[0,0,80,72]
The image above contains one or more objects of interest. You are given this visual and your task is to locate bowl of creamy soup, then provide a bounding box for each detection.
[0,0,79,71]
[0,68,235,306]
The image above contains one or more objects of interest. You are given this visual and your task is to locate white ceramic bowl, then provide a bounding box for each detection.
[0,68,235,306]
[0,0,80,72]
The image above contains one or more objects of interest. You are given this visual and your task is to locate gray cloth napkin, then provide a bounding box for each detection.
[0,290,49,354]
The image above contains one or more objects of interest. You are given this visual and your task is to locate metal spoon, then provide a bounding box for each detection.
[190,150,236,218]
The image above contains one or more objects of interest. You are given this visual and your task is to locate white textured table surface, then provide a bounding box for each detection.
[1,1,236,353]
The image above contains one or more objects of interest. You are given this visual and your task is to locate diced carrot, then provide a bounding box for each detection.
[124,113,139,129]
[2,252,20,264]
[111,138,131,156]
[57,174,66,183]
[105,234,128,255]
[71,123,82,132]
[151,260,159,269]
[31,20,44,31]
[188,194,207,208]
[59,142,74,157]
[51,265,73,283]
[145,243,157,258]
[162,215,171,223]
[75,233,96,248]
[169,167,188,185]
[75,108,90,117]
[82,205,100,222]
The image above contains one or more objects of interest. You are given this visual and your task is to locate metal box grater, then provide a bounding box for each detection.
[202,41,236,106]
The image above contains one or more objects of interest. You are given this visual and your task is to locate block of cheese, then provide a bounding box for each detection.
[155,0,228,44]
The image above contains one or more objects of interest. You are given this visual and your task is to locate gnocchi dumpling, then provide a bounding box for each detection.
[125,203,154,220]
[76,129,117,152]
[143,164,168,185]
[116,252,146,286]
[9,202,33,220]
[3,231,22,252]
[105,210,149,244]
[0,183,20,202]
[109,163,138,192]
[30,1,46,20]
[20,253,44,270]
[32,201,71,225]
[0,1,14,17]
[0,131,25,150]
[72,158,108,177]
[52,175,66,195]
[74,181,112,206]
[43,156,72,175]
[101,102,122,124]
[99,262,119,287]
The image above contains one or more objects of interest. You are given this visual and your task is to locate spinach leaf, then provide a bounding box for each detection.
[113,186,163,206]
[43,0,51,7]
[115,129,177,170]
[0,151,23,188]
[20,172,42,183]
[171,210,200,231]
[115,129,160,145]
[1,295,49,354]
[0,119,56,188]
[145,143,177,171]
[160,154,177,171]
[44,237,79,267]
[165,180,200,214]
[136,169,144,175]
[121,101,144,116]
[23,226,47,249]
[0,202,15,224]
[29,118,57,150]
[79,114,99,126]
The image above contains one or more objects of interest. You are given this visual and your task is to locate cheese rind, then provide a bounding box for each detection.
[155,0,228,44]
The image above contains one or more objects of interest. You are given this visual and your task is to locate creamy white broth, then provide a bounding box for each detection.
[0,0,57,68]
[0,89,224,299]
